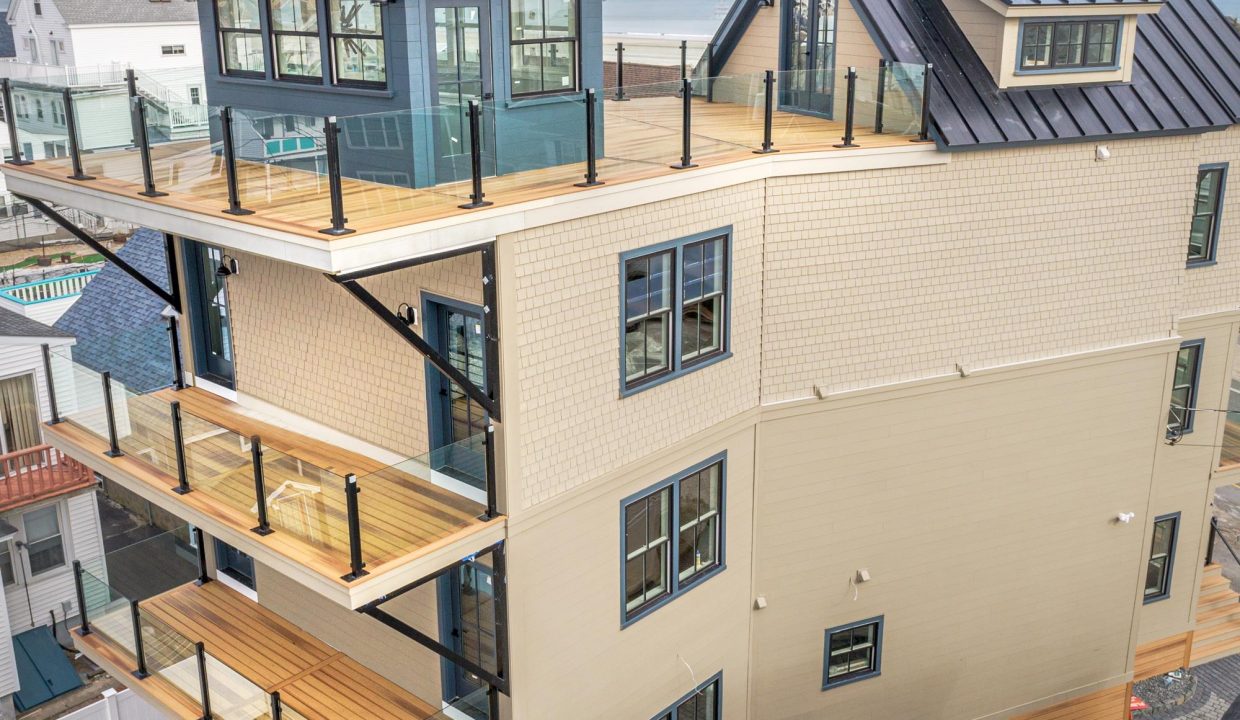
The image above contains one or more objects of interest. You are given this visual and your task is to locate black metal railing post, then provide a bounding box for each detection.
[41,343,60,424]
[130,601,149,678]
[195,642,212,720]
[220,106,252,216]
[834,67,858,148]
[171,401,190,495]
[193,526,210,585]
[484,423,498,519]
[73,560,90,636]
[270,691,283,720]
[755,70,778,155]
[63,88,93,181]
[913,63,934,143]
[342,474,368,581]
[1207,517,1219,566]
[131,92,168,198]
[250,436,273,536]
[706,44,715,102]
[613,43,629,101]
[459,101,494,210]
[101,371,122,457]
[680,40,688,79]
[671,78,697,170]
[1,79,31,166]
[319,116,354,235]
[575,89,604,188]
[167,314,185,390]
[874,60,888,134]
[125,69,139,149]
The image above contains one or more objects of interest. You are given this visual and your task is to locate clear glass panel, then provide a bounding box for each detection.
[223,32,266,74]
[276,35,324,79]
[50,346,111,440]
[425,687,491,720]
[205,652,268,720]
[80,568,134,662]
[9,82,71,165]
[259,445,350,557]
[180,410,257,518]
[140,612,203,707]
[115,389,178,476]
[334,37,386,84]
[331,0,382,34]
[218,0,262,29]
[270,0,318,31]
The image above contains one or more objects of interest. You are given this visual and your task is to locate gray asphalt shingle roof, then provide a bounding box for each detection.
[850,0,1240,149]
[0,305,71,339]
[49,0,199,26]
[53,228,176,394]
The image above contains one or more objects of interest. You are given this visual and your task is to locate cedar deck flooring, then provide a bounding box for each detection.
[3,97,914,239]
[52,386,490,585]
[83,581,438,719]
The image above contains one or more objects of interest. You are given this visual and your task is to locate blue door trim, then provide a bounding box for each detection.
[422,292,488,454]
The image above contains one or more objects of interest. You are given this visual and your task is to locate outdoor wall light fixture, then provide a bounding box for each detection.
[215,255,239,278]
[396,303,417,327]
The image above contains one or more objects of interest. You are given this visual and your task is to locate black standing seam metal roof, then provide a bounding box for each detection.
[849,0,1240,149]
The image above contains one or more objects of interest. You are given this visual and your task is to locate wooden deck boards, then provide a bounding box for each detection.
[3,96,913,240]
[49,386,494,586]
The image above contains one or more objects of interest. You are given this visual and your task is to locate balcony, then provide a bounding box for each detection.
[0,444,94,512]
[0,269,99,324]
[74,529,478,720]
[44,345,503,608]
[0,65,932,269]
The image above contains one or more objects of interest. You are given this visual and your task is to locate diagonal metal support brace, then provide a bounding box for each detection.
[361,606,509,694]
[18,195,179,311]
[328,276,499,421]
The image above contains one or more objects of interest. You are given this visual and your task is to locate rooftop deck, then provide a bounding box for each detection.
[0,444,94,513]
[80,579,442,719]
[46,365,504,607]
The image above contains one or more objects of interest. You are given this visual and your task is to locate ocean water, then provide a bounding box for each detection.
[602,0,732,37]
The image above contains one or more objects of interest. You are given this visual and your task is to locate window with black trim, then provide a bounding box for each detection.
[653,674,721,720]
[270,0,322,80]
[622,232,729,393]
[1019,19,1120,70]
[1168,340,1203,438]
[623,456,725,624]
[329,0,385,87]
[1189,164,1227,265]
[1144,513,1178,603]
[509,0,578,97]
[216,0,265,76]
[823,617,883,689]
[162,45,187,56]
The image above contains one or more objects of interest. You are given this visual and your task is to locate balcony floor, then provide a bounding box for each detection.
[81,580,439,719]
[2,96,914,240]
[47,386,502,603]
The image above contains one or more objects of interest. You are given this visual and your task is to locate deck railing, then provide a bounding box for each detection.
[48,344,492,582]
[0,269,98,305]
[0,443,93,511]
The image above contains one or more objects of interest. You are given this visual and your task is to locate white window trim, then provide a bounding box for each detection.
[19,500,71,582]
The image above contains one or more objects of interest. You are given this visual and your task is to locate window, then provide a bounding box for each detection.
[34,98,42,122]
[214,539,256,590]
[23,506,65,577]
[1144,513,1179,603]
[823,617,883,689]
[1019,19,1120,71]
[0,543,14,586]
[622,455,725,625]
[161,45,187,56]
[342,114,402,149]
[216,0,265,76]
[33,1,41,16]
[189,87,202,105]
[622,230,730,394]
[270,0,322,80]
[510,0,578,97]
[21,37,37,63]
[14,95,27,120]
[329,0,386,87]
[1189,164,1227,265]
[43,141,66,158]
[653,674,721,720]
[51,100,65,126]
[1167,340,1203,438]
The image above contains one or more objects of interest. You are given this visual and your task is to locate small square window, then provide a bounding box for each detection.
[823,617,883,689]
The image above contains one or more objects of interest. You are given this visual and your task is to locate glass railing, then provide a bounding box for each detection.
[603,39,710,89]
[49,344,114,441]
[79,566,137,664]
[104,526,201,601]
[139,611,204,709]
[427,687,491,720]
[204,652,268,720]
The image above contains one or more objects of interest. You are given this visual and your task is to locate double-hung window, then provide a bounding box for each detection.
[216,0,265,76]
[1168,340,1203,438]
[1019,19,1120,71]
[1188,164,1227,265]
[622,231,730,394]
[0,543,14,586]
[329,0,386,87]
[270,0,322,80]
[623,455,725,625]
[823,617,883,689]
[510,0,578,97]
[23,505,65,577]
[1144,513,1179,603]
[653,674,721,720]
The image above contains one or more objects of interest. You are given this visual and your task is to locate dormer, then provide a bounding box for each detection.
[943,0,1164,88]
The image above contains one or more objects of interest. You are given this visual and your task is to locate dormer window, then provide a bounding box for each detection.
[1019,19,1120,71]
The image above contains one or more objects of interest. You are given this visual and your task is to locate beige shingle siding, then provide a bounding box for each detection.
[225,250,483,458]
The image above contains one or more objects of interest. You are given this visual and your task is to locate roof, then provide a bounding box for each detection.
[54,228,176,393]
[0,305,72,339]
[851,0,1240,149]
[1002,0,1161,5]
[43,0,199,26]
[0,18,15,58]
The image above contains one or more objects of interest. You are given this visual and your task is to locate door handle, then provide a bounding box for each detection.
[482,92,494,100]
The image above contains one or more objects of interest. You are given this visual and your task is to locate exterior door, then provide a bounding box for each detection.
[438,561,495,718]
[425,297,488,492]
[184,240,235,388]
[0,374,40,453]
[429,1,495,183]
[782,0,837,116]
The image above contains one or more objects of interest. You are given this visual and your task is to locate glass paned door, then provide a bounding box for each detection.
[439,561,495,719]
[427,299,488,485]
[430,2,495,183]
[782,0,837,116]
[185,241,235,388]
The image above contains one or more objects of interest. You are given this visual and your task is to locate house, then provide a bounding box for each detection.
[0,0,1237,718]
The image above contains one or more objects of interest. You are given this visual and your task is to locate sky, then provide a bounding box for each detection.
[1215,0,1239,19]
[601,0,732,37]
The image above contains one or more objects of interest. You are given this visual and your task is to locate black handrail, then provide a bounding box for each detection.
[102,371,122,457]
[220,107,253,216]
[575,89,603,187]
[41,344,60,424]
[319,116,354,235]
[131,601,149,679]
[171,401,190,495]
[63,88,93,181]
[342,474,368,581]
[250,436,273,536]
